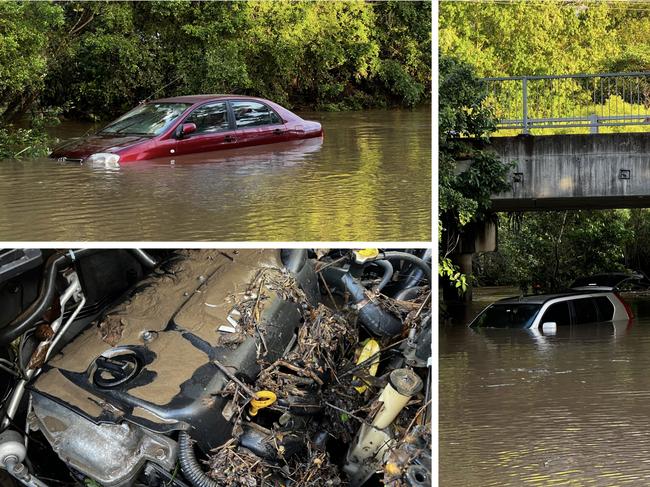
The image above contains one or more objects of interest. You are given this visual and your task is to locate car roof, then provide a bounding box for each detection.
[570,272,646,288]
[150,94,266,104]
[493,291,609,305]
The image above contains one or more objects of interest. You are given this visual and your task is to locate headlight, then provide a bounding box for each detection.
[85,153,120,168]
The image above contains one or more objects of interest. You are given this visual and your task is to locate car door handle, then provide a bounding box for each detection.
[224,135,237,143]
[273,129,284,135]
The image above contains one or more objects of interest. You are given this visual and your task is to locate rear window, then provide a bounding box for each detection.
[471,303,541,328]
[594,296,615,321]
[232,101,282,128]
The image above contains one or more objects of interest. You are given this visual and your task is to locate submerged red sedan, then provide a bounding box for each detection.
[49,95,323,165]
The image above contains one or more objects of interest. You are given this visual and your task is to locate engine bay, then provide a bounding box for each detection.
[0,248,431,487]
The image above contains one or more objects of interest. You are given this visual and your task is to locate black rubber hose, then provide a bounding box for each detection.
[399,249,432,290]
[379,251,431,283]
[281,249,307,274]
[341,273,403,337]
[178,431,219,487]
[368,259,393,292]
[394,286,425,302]
[0,249,101,346]
[130,249,158,268]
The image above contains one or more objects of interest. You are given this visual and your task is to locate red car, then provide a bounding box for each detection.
[49,95,323,165]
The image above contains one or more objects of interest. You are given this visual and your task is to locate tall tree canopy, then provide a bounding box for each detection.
[0,0,431,124]
[439,0,646,77]
[439,54,511,292]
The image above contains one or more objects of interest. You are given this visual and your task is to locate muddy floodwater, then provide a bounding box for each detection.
[0,110,430,241]
[440,287,650,486]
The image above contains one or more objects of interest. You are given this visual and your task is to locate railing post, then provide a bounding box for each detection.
[522,77,529,134]
[589,113,598,134]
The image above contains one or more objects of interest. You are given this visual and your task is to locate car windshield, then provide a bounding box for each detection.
[471,303,542,328]
[100,103,191,136]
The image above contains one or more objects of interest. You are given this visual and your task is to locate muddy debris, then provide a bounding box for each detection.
[208,259,431,486]
[98,314,126,346]
[217,267,309,350]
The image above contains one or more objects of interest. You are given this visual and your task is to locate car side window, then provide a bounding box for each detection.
[231,101,282,128]
[571,297,599,325]
[540,301,571,326]
[184,102,229,134]
[594,296,615,321]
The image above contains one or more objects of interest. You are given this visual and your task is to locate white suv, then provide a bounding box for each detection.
[469,292,633,330]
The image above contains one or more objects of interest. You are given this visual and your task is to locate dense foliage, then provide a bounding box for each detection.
[440,1,650,136]
[1,0,431,126]
[439,1,649,78]
[476,211,634,292]
[438,54,511,293]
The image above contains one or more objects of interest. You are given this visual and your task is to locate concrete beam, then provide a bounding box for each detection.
[490,133,650,211]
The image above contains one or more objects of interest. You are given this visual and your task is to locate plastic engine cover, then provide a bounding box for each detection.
[31,249,317,452]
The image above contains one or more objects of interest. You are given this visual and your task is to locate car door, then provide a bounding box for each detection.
[229,100,288,147]
[175,101,237,155]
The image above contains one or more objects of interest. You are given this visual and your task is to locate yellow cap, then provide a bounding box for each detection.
[354,248,379,264]
[249,390,277,416]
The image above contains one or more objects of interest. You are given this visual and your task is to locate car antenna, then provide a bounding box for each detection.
[139,76,183,105]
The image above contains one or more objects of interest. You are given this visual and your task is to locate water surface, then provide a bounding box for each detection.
[0,110,431,241]
[440,288,650,486]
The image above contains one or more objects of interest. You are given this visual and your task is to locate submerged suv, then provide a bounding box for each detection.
[469,292,634,330]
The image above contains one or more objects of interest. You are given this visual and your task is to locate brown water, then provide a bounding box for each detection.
[440,288,650,486]
[0,110,431,241]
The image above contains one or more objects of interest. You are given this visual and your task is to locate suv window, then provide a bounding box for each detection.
[571,297,599,325]
[185,102,229,134]
[594,296,614,321]
[540,301,571,326]
[471,304,541,328]
[231,101,282,128]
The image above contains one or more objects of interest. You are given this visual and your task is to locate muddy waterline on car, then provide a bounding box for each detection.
[440,287,650,486]
[0,109,430,241]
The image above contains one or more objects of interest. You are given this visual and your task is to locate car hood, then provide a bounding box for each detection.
[49,134,150,159]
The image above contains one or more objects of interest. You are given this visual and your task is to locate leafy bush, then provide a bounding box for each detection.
[1,1,432,124]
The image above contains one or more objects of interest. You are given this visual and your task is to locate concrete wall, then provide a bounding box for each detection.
[490,133,650,210]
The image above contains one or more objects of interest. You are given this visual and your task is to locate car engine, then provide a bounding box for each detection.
[0,248,430,487]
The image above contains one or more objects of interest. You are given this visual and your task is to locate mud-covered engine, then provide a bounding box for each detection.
[28,249,317,486]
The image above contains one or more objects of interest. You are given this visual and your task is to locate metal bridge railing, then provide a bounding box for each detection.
[483,72,650,134]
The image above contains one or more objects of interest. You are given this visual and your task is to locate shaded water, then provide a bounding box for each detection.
[440,288,650,486]
[0,110,430,241]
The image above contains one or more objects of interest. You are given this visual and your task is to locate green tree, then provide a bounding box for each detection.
[439,54,511,292]
[0,2,64,121]
[476,210,633,291]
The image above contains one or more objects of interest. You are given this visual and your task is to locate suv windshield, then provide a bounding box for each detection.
[100,103,191,136]
[471,303,542,328]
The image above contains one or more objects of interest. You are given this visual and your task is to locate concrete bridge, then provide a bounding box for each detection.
[490,132,650,211]
[483,72,650,211]
[445,73,650,302]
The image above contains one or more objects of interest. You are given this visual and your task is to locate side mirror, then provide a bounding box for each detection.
[177,123,196,139]
[541,322,557,334]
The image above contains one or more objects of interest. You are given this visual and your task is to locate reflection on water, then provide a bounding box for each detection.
[440,289,650,486]
[0,110,431,241]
